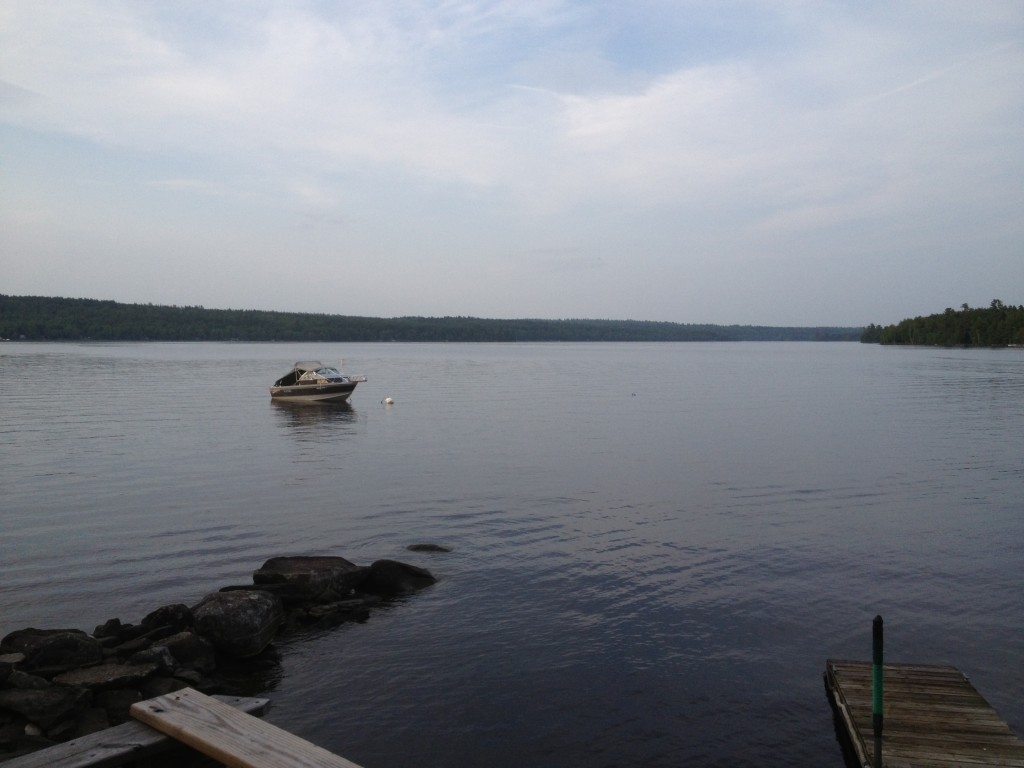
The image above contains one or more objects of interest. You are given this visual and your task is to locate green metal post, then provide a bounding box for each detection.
[872,615,884,767]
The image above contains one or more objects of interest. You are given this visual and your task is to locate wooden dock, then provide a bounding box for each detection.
[825,659,1024,768]
[131,687,364,768]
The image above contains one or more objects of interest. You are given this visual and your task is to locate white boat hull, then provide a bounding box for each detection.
[270,382,359,403]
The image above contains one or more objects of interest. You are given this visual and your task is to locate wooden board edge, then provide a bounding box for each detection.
[825,660,871,768]
[131,687,364,768]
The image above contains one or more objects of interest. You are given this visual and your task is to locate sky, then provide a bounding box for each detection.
[2,1,1022,327]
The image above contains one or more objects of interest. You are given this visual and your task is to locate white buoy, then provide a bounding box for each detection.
[383,397,394,405]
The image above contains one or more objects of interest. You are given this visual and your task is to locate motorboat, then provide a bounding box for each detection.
[270,361,367,403]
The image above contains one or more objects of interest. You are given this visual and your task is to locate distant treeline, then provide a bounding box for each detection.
[861,300,1024,346]
[0,295,862,342]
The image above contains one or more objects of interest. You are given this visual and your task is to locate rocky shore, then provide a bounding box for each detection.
[0,551,441,762]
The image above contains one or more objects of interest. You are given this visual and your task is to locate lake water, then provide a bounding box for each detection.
[1,341,1022,767]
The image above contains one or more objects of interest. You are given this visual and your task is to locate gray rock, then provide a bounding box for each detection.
[0,653,25,683]
[0,549,439,762]
[1,628,84,655]
[152,631,216,673]
[6,670,49,690]
[94,634,122,650]
[361,559,437,595]
[192,591,283,658]
[52,662,159,690]
[141,604,193,632]
[253,555,367,603]
[130,645,176,673]
[407,543,452,553]
[93,618,122,638]
[23,723,43,737]
[17,631,103,675]
[114,623,151,641]
[220,581,313,605]
[110,624,179,659]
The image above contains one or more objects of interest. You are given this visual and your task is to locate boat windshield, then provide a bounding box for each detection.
[297,366,343,381]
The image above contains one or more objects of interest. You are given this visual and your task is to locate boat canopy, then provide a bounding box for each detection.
[291,361,326,372]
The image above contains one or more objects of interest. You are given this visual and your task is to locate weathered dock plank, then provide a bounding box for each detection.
[0,695,268,768]
[131,687,363,768]
[825,659,1024,768]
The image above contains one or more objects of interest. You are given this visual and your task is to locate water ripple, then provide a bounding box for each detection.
[2,342,1022,767]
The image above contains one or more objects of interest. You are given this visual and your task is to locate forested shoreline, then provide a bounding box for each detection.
[861,300,1024,346]
[0,295,861,342]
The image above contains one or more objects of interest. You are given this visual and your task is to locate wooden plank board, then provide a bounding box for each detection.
[1,695,268,768]
[130,687,363,768]
[825,659,1024,768]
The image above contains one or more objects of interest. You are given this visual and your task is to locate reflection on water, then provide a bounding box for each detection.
[271,399,358,433]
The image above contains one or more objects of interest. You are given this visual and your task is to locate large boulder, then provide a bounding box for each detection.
[3,630,103,676]
[1,628,87,655]
[151,630,216,673]
[110,624,180,658]
[192,591,283,658]
[0,687,91,731]
[360,560,437,595]
[252,556,367,604]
